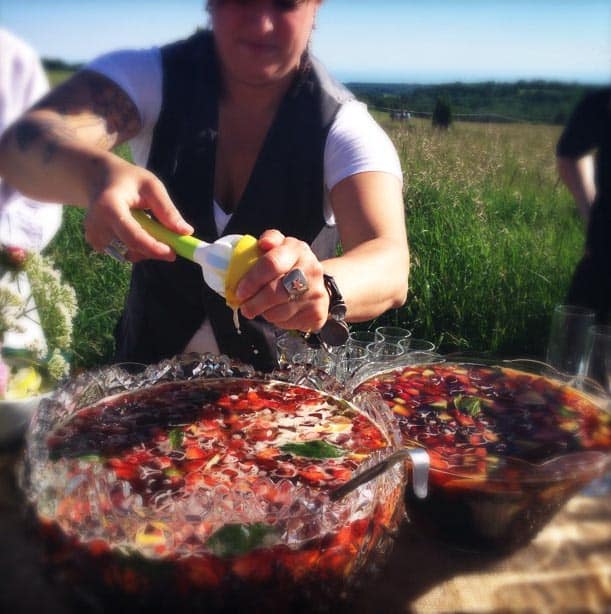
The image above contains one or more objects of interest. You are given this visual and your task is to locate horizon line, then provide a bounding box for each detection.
[42,57,607,88]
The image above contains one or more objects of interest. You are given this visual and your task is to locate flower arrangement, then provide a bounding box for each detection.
[0,245,77,400]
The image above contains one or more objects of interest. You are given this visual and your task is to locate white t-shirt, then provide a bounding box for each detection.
[87,46,402,231]
[87,46,403,355]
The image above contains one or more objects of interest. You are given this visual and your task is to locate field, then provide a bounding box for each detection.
[45,115,581,370]
[371,116,581,356]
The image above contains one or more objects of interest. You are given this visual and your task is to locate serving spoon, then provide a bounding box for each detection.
[330,447,430,501]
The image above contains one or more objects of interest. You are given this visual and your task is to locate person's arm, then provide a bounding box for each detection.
[321,170,408,320]
[555,90,607,225]
[556,154,596,223]
[236,170,408,333]
[0,70,192,260]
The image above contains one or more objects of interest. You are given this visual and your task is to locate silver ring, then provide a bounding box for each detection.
[282,268,309,301]
[103,239,128,262]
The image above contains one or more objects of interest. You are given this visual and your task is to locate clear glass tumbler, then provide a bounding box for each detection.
[545,305,595,376]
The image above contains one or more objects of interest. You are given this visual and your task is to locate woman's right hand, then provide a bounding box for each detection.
[84,154,193,262]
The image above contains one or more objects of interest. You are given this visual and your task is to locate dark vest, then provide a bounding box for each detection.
[114,31,353,371]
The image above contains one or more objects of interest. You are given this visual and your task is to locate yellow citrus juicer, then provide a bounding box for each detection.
[132,210,260,309]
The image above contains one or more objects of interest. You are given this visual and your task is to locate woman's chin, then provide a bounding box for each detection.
[226,58,298,89]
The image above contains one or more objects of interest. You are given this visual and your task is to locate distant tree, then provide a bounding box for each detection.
[351,81,594,126]
[42,58,82,72]
[432,97,452,129]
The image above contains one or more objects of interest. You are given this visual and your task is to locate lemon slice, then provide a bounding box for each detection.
[5,366,42,400]
[224,234,261,310]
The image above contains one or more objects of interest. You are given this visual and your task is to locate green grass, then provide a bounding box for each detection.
[46,143,133,369]
[47,207,130,370]
[360,117,582,358]
[45,118,582,370]
[47,70,73,87]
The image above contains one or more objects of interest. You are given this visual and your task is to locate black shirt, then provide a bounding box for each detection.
[557,88,611,211]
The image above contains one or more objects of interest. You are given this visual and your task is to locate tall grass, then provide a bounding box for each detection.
[47,207,130,370]
[46,119,583,369]
[46,144,132,370]
[368,117,582,357]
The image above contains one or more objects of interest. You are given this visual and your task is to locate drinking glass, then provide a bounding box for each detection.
[335,345,370,382]
[276,331,309,367]
[291,347,336,375]
[367,341,405,362]
[317,345,343,376]
[407,351,445,366]
[369,326,412,354]
[578,326,611,495]
[347,330,377,350]
[374,326,412,348]
[578,325,611,394]
[399,338,436,353]
[291,349,318,367]
[545,305,595,376]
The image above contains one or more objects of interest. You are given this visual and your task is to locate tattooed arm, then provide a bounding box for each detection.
[0,70,193,261]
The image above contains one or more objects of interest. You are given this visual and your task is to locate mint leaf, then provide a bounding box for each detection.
[280,440,345,458]
[205,523,275,558]
[76,454,103,463]
[557,405,576,418]
[454,395,482,417]
[168,428,184,449]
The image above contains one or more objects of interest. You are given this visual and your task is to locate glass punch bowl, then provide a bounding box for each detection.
[351,356,611,553]
[21,354,407,612]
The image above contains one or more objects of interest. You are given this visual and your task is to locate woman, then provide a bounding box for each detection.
[0,0,408,370]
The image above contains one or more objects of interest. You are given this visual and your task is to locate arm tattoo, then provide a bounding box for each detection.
[31,70,141,147]
[85,73,141,139]
[14,121,43,152]
[13,71,141,165]
[51,71,141,143]
[14,117,77,163]
[42,142,59,164]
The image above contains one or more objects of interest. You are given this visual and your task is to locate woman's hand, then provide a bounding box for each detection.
[84,154,193,262]
[235,230,330,333]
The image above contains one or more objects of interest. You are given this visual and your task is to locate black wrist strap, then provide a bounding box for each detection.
[303,274,349,348]
[323,274,347,320]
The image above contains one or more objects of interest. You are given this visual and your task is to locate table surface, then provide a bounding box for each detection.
[1,443,610,614]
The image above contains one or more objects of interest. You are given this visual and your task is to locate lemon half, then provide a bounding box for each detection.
[224,234,261,309]
[5,366,42,400]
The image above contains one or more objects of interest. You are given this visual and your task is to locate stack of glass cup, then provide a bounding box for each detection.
[276,326,442,383]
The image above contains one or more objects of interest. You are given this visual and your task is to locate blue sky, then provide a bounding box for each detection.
[2,0,610,84]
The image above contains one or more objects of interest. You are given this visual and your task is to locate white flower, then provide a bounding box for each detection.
[46,348,70,382]
[0,276,27,338]
[1,249,78,385]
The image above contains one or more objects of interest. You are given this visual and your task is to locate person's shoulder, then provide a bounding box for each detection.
[325,100,402,190]
[576,87,611,110]
[85,45,162,87]
[308,55,354,105]
[585,86,611,99]
[85,45,163,129]
[331,100,388,140]
[87,44,160,68]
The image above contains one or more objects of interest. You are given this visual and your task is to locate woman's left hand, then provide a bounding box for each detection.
[234,230,329,333]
